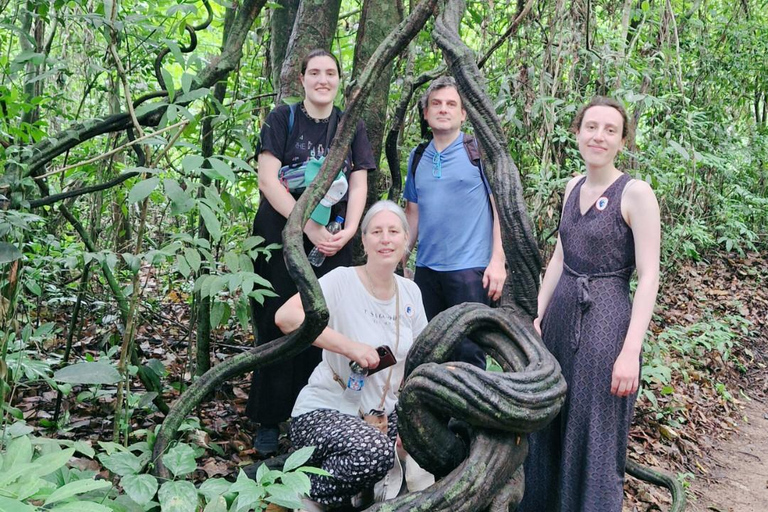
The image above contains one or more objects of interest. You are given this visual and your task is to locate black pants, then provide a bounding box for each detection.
[290,409,397,506]
[414,266,489,369]
[246,202,352,426]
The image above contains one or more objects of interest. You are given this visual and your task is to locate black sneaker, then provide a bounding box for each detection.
[253,426,279,456]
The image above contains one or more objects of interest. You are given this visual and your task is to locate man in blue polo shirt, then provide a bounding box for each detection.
[402,76,506,368]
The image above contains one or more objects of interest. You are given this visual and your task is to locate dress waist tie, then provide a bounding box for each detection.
[562,262,634,351]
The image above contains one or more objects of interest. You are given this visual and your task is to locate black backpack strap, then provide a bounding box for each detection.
[409,141,430,178]
[282,102,299,158]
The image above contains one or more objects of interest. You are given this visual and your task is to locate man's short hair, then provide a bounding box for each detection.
[420,76,464,110]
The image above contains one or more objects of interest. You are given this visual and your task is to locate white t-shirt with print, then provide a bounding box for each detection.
[291,266,428,418]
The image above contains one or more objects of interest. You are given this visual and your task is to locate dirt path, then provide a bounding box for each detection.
[688,396,768,512]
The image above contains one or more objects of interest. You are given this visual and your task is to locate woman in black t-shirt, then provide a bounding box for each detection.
[246,49,376,455]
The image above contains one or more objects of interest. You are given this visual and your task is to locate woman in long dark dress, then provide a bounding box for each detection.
[246,50,375,455]
[520,97,661,512]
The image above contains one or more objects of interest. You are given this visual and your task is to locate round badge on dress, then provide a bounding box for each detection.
[595,196,609,211]
[405,304,414,317]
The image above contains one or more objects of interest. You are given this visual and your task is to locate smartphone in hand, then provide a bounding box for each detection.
[368,345,397,375]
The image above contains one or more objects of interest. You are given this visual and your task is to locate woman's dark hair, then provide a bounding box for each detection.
[300,49,341,77]
[570,96,633,141]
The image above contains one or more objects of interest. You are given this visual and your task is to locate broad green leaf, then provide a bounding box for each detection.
[263,483,303,509]
[184,248,201,272]
[2,434,33,471]
[668,140,690,160]
[163,444,197,478]
[10,471,49,500]
[223,251,240,272]
[198,479,231,502]
[296,466,333,477]
[242,236,265,251]
[164,179,195,215]
[31,448,76,477]
[181,155,205,174]
[157,480,198,512]
[207,158,237,183]
[0,462,37,487]
[279,471,311,496]
[122,253,141,274]
[238,254,254,273]
[0,242,22,264]
[210,300,228,329]
[209,275,228,297]
[128,177,160,203]
[98,451,143,476]
[54,362,121,385]
[176,88,210,103]
[226,156,253,172]
[283,446,316,473]
[134,102,168,117]
[1,415,24,432]
[229,470,265,512]
[161,68,175,102]
[0,496,35,512]
[255,463,268,482]
[198,204,221,242]
[121,474,159,505]
[181,72,195,94]
[161,39,186,69]
[176,254,191,278]
[44,479,112,505]
[50,502,113,512]
[25,279,42,296]
[236,296,250,330]
[202,495,227,512]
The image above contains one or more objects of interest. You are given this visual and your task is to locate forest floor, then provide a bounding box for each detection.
[623,253,768,511]
[13,252,768,510]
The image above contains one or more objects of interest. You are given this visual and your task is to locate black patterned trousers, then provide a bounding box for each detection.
[290,409,397,507]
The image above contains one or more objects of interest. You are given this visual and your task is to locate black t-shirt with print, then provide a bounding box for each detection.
[257,104,375,184]
[253,103,375,246]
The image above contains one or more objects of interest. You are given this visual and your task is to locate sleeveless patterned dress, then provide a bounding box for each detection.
[520,173,638,512]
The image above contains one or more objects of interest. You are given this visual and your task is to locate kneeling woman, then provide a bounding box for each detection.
[275,200,427,508]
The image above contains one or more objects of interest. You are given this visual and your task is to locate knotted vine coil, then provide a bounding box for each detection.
[372,304,566,512]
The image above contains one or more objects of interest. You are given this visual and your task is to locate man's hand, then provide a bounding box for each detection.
[482,256,507,301]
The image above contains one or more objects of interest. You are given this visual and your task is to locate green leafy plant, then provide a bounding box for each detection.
[1,421,327,511]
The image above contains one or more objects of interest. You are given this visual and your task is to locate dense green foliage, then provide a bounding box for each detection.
[0,0,765,506]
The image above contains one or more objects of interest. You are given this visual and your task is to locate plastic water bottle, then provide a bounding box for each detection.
[341,361,368,415]
[308,215,344,267]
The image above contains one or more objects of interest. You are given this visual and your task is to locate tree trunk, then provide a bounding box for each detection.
[196,8,237,376]
[350,0,402,263]
[269,0,301,89]
[351,0,402,167]
[278,0,343,102]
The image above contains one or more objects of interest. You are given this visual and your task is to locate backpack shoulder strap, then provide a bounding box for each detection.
[281,103,299,159]
[464,134,493,201]
[462,134,482,169]
[409,141,430,178]
[288,102,298,135]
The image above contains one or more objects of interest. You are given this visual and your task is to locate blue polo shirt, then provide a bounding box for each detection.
[403,133,493,272]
